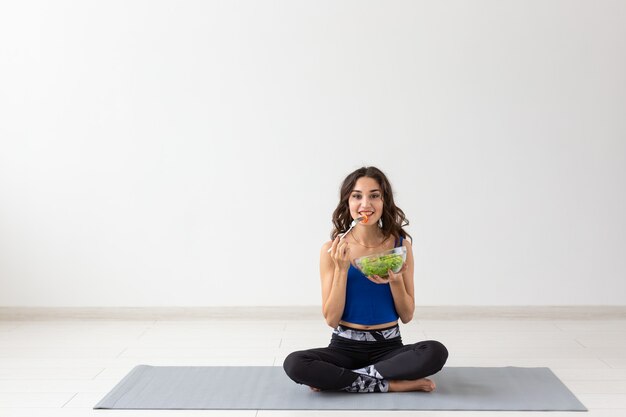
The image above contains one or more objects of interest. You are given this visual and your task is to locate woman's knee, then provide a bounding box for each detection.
[282,351,309,381]
[423,340,448,369]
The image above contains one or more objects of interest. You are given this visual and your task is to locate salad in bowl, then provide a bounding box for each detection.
[354,246,407,279]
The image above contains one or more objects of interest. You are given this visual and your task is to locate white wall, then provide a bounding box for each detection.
[1,0,625,307]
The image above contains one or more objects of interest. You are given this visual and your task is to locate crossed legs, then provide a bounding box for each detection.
[283,340,448,393]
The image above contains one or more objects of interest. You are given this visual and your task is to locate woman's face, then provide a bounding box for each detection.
[348,176,384,224]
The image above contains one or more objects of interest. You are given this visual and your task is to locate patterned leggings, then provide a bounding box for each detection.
[283,324,448,392]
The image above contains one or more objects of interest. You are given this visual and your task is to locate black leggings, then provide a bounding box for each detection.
[283,325,448,391]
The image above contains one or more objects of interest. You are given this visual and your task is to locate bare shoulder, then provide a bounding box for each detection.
[401,237,414,263]
[320,240,334,258]
[320,240,335,273]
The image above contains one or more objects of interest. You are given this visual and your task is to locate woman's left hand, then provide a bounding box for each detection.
[367,263,408,284]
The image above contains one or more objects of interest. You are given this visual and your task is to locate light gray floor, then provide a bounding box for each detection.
[0,314,625,416]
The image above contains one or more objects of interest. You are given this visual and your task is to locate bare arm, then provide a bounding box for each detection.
[388,240,415,323]
[320,237,351,328]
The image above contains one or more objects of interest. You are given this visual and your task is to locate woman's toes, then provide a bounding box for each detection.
[425,379,436,392]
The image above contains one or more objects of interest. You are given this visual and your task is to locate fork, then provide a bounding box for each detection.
[327,217,365,253]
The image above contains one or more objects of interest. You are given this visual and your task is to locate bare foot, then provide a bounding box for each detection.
[389,378,436,392]
[309,386,321,392]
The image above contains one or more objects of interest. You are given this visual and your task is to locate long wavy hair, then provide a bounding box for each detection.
[331,166,412,243]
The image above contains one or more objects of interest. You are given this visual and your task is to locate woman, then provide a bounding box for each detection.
[283,166,448,393]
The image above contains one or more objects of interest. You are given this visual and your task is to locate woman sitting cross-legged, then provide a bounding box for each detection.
[283,166,448,393]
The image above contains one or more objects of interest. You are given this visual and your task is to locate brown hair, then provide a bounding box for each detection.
[330,166,412,243]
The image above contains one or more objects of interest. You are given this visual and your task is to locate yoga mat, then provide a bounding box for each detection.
[94,365,587,411]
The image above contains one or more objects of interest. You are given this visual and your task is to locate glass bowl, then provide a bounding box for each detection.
[354,246,407,279]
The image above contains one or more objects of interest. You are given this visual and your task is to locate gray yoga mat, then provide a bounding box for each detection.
[94,365,587,411]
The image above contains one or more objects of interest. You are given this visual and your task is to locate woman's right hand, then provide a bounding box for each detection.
[329,236,351,270]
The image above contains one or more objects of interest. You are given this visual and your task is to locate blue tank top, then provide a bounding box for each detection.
[340,236,403,325]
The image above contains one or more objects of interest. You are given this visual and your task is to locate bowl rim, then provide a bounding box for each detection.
[354,245,407,263]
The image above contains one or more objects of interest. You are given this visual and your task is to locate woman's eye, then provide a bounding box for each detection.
[371,194,380,199]
[352,194,361,199]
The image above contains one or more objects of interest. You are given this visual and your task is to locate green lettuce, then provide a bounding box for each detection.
[359,254,404,278]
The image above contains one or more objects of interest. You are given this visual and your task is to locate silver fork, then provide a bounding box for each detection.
[327,217,365,253]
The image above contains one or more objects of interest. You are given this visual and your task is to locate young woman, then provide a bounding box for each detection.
[283,166,448,393]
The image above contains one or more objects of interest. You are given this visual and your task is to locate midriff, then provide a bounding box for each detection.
[338,320,399,330]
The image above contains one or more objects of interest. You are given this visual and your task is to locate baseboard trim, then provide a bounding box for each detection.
[0,306,624,321]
